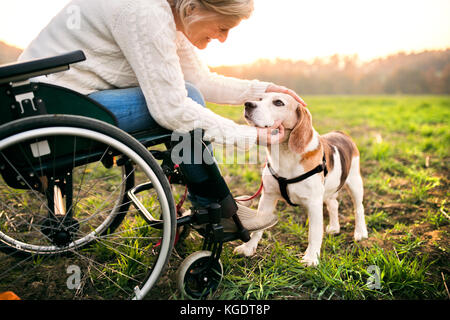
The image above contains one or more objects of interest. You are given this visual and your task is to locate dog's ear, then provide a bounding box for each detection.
[288,105,314,154]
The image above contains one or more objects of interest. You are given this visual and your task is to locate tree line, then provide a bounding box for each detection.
[212,49,450,95]
[2,41,448,94]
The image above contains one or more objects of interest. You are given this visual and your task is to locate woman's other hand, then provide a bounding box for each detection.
[256,120,285,145]
[265,84,307,107]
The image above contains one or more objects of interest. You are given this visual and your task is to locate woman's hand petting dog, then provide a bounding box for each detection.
[256,120,285,145]
[265,84,307,107]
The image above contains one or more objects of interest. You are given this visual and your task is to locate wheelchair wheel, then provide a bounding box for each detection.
[176,250,223,299]
[0,115,176,299]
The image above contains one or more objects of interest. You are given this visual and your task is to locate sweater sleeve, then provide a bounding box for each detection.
[111,1,257,148]
[177,34,272,105]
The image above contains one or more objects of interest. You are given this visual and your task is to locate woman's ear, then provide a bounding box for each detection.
[186,3,197,16]
[288,105,313,154]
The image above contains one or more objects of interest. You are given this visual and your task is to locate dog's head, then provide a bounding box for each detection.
[244,92,313,154]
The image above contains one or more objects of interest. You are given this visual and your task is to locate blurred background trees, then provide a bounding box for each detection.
[1,41,449,94]
[213,49,450,95]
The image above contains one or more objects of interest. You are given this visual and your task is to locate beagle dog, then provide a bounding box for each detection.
[235,93,368,266]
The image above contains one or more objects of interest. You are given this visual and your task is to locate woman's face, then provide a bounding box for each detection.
[184,14,242,49]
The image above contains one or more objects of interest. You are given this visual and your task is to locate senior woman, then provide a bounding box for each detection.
[19,0,306,232]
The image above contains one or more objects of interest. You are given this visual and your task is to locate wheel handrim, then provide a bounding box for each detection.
[0,126,174,299]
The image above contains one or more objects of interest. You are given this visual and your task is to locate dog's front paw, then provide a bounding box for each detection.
[326,224,340,235]
[234,243,257,257]
[301,256,319,267]
[301,251,320,267]
[354,228,368,241]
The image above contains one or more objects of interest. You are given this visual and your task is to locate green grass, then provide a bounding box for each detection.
[2,95,448,300]
[154,95,449,300]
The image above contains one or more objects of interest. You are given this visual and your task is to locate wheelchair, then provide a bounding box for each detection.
[0,51,251,300]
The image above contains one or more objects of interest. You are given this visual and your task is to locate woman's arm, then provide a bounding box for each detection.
[177,33,271,105]
[177,34,307,107]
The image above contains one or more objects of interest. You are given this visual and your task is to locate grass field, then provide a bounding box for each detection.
[153,95,450,300]
[1,95,448,300]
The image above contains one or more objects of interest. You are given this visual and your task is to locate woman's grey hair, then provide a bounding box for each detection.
[168,0,254,26]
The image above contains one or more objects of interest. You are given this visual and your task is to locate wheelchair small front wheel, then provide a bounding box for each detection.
[177,250,223,299]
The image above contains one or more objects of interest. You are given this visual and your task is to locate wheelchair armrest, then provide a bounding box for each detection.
[0,50,86,85]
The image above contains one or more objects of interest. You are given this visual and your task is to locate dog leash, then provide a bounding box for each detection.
[234,163,266,203]
[234,178,264,203]
[233,129,281,203]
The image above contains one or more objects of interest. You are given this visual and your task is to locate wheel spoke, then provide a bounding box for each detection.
[0,118,175,299]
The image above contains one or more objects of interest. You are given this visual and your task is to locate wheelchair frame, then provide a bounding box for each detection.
[0,51,250,300]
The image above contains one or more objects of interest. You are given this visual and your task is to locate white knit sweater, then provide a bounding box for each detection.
[19,0,271,148]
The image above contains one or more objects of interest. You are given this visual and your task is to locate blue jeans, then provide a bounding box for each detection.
[88,83,233,210]
[88,83,206,133]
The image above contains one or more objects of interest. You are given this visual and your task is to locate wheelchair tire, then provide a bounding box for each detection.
[0,115,176,299]
[176,250,223,299]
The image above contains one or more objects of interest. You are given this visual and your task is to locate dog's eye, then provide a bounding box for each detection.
[258,98,263,101]
[273,100,285,107]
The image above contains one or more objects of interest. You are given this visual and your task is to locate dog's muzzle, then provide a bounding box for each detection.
[244,102,257,121]
[244,102,257,109]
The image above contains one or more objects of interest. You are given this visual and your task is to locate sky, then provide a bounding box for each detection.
[1,0,449,66]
